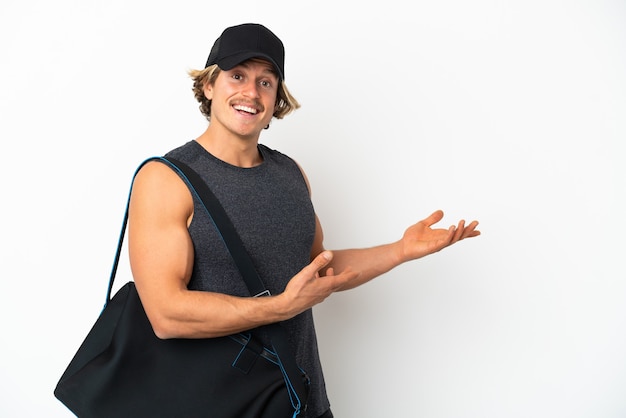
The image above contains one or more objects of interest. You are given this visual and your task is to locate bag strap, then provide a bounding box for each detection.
[163,157,308,414]
[164,157,270,297]
[106,156,308,415]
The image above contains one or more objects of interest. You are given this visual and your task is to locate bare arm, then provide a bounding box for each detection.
[310,211,480,290]
[128,161,358,339]
[299,163,480,290]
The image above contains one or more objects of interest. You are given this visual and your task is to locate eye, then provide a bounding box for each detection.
[259,80,272,88]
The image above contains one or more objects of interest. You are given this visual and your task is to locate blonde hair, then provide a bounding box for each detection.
[188,64,300,121]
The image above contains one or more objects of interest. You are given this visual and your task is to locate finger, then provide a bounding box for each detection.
[462,220,481,239]
[446,225,457,244]
[423,210,445,227]
[307,251,333,274]
[453,220,466,242]
[329,268,360,291]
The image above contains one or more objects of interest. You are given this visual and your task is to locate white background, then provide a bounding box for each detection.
[1,0,625,417]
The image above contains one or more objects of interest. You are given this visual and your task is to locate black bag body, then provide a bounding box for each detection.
[54,282,305,418]
[54,157,309,417]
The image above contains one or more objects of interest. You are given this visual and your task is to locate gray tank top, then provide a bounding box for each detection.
[165,140,330,417]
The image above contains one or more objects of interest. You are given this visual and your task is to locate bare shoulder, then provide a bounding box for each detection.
[133,160,183,186]
[130,160,193,222]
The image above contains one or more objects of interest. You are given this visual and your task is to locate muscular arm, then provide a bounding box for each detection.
[129,161,358,339]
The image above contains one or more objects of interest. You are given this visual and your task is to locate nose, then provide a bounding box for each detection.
[241,79,260,98]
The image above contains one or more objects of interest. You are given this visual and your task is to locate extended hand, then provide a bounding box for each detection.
[399,210,480,262]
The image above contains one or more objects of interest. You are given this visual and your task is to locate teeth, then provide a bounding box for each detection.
[234,105,257,114]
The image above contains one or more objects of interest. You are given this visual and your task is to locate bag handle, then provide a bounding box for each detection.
[106,156,308,415]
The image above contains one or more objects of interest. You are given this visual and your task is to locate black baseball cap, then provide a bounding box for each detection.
[205,23,285,80]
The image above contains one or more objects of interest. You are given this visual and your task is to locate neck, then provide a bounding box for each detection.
[195,125,263,168]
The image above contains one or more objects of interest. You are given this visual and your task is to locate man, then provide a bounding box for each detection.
[128,23,480,418]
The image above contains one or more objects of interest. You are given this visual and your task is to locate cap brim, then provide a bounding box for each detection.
[217,51,284,80]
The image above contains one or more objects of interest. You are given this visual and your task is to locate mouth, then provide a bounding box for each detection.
[233,104,259,115]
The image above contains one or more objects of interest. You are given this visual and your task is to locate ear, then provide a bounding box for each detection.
[203,82,213,100]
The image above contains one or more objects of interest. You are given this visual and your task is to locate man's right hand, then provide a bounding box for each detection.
[279,251,359,317]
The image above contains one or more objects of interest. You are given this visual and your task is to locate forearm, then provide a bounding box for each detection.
[138,250,356,340]
[148,288,295,339]
[323,241,405,290]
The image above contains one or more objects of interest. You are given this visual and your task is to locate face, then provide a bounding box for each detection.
[203,59,279,139]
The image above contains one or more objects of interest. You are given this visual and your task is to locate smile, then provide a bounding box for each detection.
[233,104,259,115]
